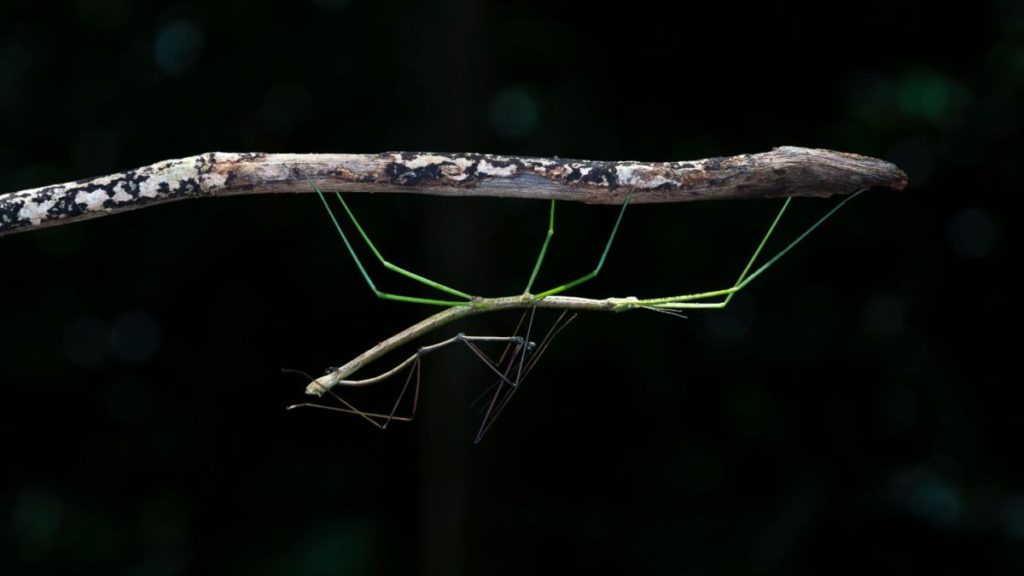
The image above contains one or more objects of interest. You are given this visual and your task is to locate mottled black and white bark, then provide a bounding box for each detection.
[0,147,906,237]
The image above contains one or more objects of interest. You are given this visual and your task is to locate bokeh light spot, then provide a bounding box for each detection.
[897,71,966,125]
[862,293,906,341]
[154,19,204,77]
[947,207,994,259]
[489,86,538,139]
[111,310,161,363]
[64,315,110,367]
[892,466,961,528]
[11,488,63,554]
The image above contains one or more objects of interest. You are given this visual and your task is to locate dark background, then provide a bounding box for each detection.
[1,0,1020,574]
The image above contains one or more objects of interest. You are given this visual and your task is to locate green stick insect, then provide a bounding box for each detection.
[289,179,864,441]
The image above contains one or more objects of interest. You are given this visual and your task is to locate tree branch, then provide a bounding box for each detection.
[0,146,906,237]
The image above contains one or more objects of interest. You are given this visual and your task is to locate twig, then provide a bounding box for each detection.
[0,147,905,237]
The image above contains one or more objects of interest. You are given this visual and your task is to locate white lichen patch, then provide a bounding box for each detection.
[440,165,469,181]
[436,156,477,180]
[111,184,134,203]
[477,159,517,177]
[640,176,674,188]
[134,162,228,198]
[520,156,555,167]
[201,171,227,190]
[17,196,59,225]
[616,164,675,189]
[399,154,455,169]
[615,164,647,185]
[137,178,163,199]
[73,189,114,211]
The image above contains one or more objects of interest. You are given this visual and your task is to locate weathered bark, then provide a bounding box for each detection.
[0,147,906,237]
